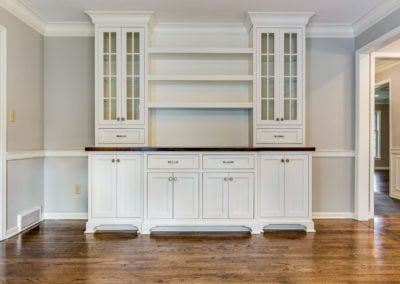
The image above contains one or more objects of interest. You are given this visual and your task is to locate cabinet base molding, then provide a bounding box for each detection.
[149,225,252,236]
[85,219,143,233]
[258,219,315,232]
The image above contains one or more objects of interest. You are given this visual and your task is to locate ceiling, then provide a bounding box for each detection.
[21,0,384,24]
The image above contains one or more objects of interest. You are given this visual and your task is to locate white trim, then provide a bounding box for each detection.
[85,11,154,26]
[375,167,389,170]
[353,0,400,37]
[6,150,88,160]
[152,23,248,34]
[312,212,355,219]
[312,150,355,158]
[43,212,88,220]
[306,23,354,38]
[6,226,18,238]
[247,12,314,28]
[0,0,46,34]
[44,150,87,157]
[6,150,44,160]
[45,22,94,37]
[0,25,6,241]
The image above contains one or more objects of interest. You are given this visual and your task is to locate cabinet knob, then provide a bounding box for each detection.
[112,159,115,163]
[280,118,284,121]
[121,117,125,121]
[174,177,178,181]
[224,177,228,181]
[168,177,173,181]
[276,118,279,121]
[116,159,120,163]
[117,117,120,121]
[281,159,285,163]
[286,159,289,163]
[229,177,234,181]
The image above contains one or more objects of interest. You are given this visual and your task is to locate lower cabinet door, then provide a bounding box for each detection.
[259,155,285,217]
[116,155,142,218]
[147,173,173,218]
[284,155,309,217]
[91,155,117,218]
[173,173,199,218]
[228,173,254,218]
[203,173,228,218]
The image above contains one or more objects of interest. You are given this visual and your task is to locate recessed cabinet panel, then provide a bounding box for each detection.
[92,155,117,218]
[147,173,173,219]
[203,173,228,218]
[173,173,199,218]
[259,155,285,217]
[228,173,254,219]
[284,155,309,217]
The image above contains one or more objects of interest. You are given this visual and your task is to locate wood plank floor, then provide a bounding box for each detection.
[2,218,400,283]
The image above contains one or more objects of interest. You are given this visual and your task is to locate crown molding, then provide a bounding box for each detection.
[85,11,154,26]
[152,23,248,34]
[306,23,354,38]
[0,0,46,34]
[45,22,94,37]
[353,0,400,37]
[247,12,315,28]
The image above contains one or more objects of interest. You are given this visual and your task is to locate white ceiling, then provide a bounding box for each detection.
[21,0,385,24]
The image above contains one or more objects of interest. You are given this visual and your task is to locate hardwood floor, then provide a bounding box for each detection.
[2,218,400,283]
[374,170,400,215]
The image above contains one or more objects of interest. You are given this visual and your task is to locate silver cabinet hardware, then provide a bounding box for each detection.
[168,177,173,181]
[116,135,127,138]
[111,159,115,163]
[274,135,285,138]
[224,177,228,181]
[174,177,178,181]
[167,160,179,164]
[229,177,234,181]
[222,161,234,164]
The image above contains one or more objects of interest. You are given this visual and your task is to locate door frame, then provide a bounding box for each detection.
[355,26,400,220]
[0,25,7,240]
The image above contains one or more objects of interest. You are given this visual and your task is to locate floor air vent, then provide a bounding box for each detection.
[150,226,251,236]
[94,225,138,234]
[17,207,42,232]
[263,224,307,233]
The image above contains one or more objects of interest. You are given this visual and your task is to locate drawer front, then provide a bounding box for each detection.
[147,155,199,169]
[203,155,254,169]
[98,129,145,144]
[256,129,302,144]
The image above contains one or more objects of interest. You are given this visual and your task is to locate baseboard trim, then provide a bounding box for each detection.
[375,167,389,170]
[44,212,88,220]
[6,150,88,160]
[312,212,355,219]
[6,226,19,238]
[313,150,355,158]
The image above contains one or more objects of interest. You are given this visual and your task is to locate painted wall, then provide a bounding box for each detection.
[306,37,355,214]
[44,37,94,150]
[0,7,44,232]
[355,7,400,50]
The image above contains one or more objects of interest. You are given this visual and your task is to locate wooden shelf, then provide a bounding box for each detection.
[148,47,254,54]
[147,102,253,109]
[147,75,253,81]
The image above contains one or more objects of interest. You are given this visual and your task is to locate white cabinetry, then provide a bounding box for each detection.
[87,12,152,146]
[87,153,143,232]
[147,172,199,219]
[203,173,254,219]
[259,154,310,219]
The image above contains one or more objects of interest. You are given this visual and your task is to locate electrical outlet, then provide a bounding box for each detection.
[9,110,16,122]
[74,184,81,195]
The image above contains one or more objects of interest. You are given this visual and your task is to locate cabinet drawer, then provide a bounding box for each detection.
[147,155,199,169]
[256,129,302,144]
[98,129,145,144]
[203,155,254,169]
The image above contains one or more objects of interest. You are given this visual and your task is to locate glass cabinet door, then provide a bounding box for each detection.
[122,28,144,125]
[258,30,279,125]
[282,31,301,124]
[100,29,121,125]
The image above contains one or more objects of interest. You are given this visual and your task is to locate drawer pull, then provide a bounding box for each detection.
[274,135,285,138]
[168,177,173,181]
[116,135,127,138]
[229,177,234,181]
[167,160,179,164]
[222,161,234,164]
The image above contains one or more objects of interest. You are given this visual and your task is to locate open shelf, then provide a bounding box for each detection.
[148,47,254,54]
[147,75,253,81]
[147,102,253,109]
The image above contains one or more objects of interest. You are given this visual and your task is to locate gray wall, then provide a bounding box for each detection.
[44,37,94,150]
[0,7,44,231]
[44,37,94,214]
[375,103,389,169]
[306,38,355,213]
[355,7,400,49]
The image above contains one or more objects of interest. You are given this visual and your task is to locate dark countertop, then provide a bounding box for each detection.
[85,146,316,152]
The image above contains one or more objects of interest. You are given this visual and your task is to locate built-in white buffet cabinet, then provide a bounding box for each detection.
[85,12,316,233]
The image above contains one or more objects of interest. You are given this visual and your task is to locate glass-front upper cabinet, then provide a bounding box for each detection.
[257,28,302,126]
[99,28,144,126]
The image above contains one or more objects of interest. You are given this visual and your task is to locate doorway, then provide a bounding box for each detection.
[0,25,6,240]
